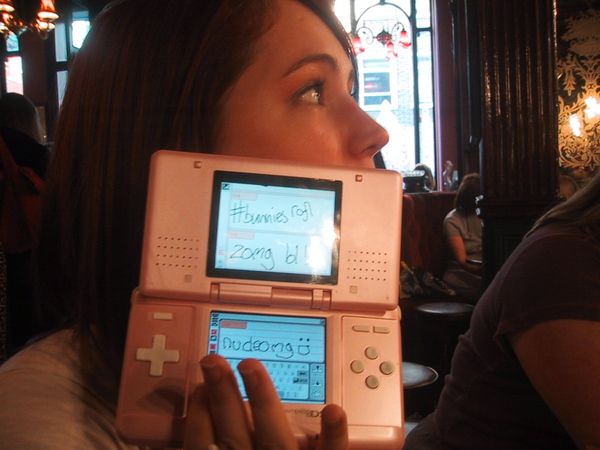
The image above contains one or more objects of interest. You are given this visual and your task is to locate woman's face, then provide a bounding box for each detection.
[214,0,389,168]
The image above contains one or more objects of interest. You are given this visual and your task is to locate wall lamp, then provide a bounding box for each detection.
[0,0,59,39]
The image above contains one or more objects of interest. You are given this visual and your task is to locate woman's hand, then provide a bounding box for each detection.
[446,235,482,275]
[183,354,348,449]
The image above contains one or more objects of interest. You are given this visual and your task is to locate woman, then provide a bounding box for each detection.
[405,171,600,448]
[0,92,48,179]
[414,163,435,191]
[0,0,388,448]
[441,173,483,302]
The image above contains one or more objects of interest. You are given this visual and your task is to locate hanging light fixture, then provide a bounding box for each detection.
[352,0,411,59]
[352,35,364,54]
[0,0,59,39]
[398,26,411,49]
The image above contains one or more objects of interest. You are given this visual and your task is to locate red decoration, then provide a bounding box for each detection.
[399,29,411,49]
[386,41,397,59]
[352,35,365,54]
[376,29,392,45]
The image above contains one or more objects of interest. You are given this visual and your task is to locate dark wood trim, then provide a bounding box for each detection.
[453,0,559,284]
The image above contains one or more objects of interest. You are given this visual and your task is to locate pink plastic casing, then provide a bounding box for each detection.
[116,151,404,449]
[137,151,402,311]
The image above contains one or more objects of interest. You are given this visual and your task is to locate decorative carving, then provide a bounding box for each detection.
[557,8,600,174]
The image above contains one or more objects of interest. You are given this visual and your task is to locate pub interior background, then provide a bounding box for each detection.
[1,0,599,416]
[4,0,599,283]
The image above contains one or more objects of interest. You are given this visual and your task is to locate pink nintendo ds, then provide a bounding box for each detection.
[116,150,404,449]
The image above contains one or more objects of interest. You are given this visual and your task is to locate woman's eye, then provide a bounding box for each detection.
[297,81,324,105]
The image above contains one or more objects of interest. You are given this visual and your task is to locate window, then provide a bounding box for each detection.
[334,0,435,175]
[4,34,23,94]
[72,13,90,49]
[52,6,90,107]
[360,59,398,110]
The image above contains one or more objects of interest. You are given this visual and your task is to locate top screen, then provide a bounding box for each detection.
[207,171,341,284]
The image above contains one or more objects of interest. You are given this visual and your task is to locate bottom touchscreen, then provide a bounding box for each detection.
[207,311,326,404]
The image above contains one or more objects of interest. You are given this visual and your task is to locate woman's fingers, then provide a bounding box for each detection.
[238,358,298,449]
[183,384,215,450]
[185,355,347,450]
[198,354,254,448]
[317,404,348,450]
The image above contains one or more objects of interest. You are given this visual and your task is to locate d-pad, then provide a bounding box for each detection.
[136,334,180,377]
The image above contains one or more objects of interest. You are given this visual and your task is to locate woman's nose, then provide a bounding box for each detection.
[345,102,390,159]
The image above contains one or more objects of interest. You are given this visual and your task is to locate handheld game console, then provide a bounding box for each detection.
[116,150,405,449]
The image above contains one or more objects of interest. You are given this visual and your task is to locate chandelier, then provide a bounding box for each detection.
[352,0,411,59]
[0,0,59,39]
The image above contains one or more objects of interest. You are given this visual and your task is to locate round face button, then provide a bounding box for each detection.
[380,361,395,375]
[365,375,380,389]
[351,359,365,373]
[365,346,379,360]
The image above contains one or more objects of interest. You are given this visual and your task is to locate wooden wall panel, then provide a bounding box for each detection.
[467,0,560,283]
[478,0,558,200]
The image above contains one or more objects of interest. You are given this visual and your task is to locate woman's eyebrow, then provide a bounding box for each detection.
[282,53,339,77]
[282,53,356,88]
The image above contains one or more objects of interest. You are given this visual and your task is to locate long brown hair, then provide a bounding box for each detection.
[528,170,600,236]
[37,0,355,381]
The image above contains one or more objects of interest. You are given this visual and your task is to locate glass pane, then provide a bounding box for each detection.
[363,59,391,70]
[417,32,433,104]
[72,20,90,48]
[5,56,23,94]
[333,0,351,32]
[364,73,391,93]
[355,3,411,44]
[54,22,68,62]
[36,106,47,144]
[415,0,431,28]
[395,53,415,119]
[56,70,68,107]
[335,0,436,175]
[417,31,435,172]
[6,34,19,52]
[72,9,90,49]
[355,0,412,20]
[364,95,392,106]
[419,106,435,172]
[395,0,412,16]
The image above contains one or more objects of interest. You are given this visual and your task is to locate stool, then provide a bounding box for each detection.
[414,302,474,376]
[402,361,438,389]
[404,420,420,438]
[410,301,474,415]
[402,361,438,419]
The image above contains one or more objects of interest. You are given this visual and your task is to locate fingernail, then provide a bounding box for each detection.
[238,367,258,389]
[323,413,341,426]
[321,406,342,426]
[200,361,221,383]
